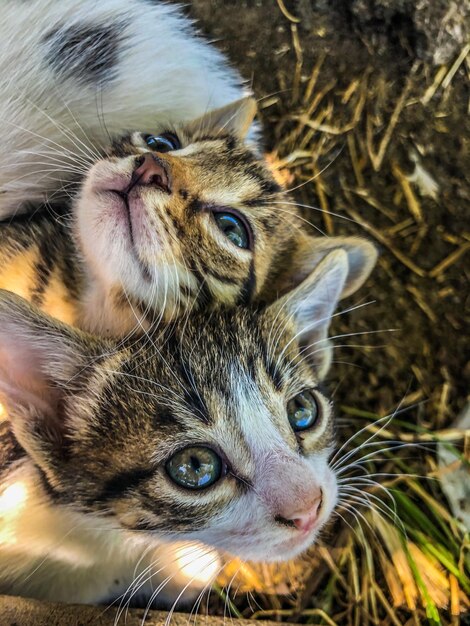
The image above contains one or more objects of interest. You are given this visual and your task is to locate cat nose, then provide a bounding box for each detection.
[277,489,323,532]
[133,153,171,193]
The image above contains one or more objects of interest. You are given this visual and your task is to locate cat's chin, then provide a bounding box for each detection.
[184,521,327,565]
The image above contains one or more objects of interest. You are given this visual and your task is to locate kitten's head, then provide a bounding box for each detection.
[0,249,367,562]
[74,97,377,332]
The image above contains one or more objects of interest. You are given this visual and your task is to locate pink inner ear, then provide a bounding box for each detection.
[0,339,59,417]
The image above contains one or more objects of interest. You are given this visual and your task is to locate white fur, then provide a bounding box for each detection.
[0,0,252,218]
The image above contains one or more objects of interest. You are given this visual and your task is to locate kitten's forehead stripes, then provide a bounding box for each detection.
[64,349,120,393]
[186,140,280,192]
[179,360,212,424]
[264,356,285,392]
[124,334,212,425]
[43,22,126,86]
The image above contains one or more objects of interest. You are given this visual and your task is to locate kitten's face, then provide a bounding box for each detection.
[0,251,359,562]
[53,309,336,562]
[74,99,377,335]
[75,98,291,325]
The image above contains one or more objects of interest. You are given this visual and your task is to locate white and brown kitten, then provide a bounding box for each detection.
[0,0,256,219]
[0,247,365,605]
[0,96,377,336]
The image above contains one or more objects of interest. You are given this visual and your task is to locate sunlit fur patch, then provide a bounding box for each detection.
[0,212,82,326]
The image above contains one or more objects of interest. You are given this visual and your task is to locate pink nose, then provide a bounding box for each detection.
[133,153,171,193]
[291,500,322,531]
[280,490,323,532]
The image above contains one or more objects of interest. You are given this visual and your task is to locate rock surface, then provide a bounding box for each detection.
[0,594,277,626]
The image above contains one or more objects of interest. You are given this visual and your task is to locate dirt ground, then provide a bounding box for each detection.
[175,1,469,624]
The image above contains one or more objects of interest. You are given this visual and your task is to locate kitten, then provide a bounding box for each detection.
[0,0,255,219]
[0,96,377,335]
[0,247,368,605]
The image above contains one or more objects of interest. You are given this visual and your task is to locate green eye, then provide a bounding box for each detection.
[287,391,319,432]
[213,212,250,249]
[166,446,223,490]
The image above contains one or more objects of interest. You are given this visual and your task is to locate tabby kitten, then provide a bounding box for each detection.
[0,0,255,219]
[0,247,364,604]
[0,96,377,335]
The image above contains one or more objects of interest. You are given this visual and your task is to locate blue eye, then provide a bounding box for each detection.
[213,212,250,249]
[144,132,180,152]
[287,391,319,431]
[166,446,223,490]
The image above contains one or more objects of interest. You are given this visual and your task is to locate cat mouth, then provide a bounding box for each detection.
[112,190,136,245]
[108,189,153,282]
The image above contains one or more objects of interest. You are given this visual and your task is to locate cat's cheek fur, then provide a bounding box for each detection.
[187,454,337,563]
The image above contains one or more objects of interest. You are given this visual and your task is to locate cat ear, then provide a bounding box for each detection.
[0,290,102,460]
[265,234,377,301]
[186,97,257,139]
[265,250,350,379]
